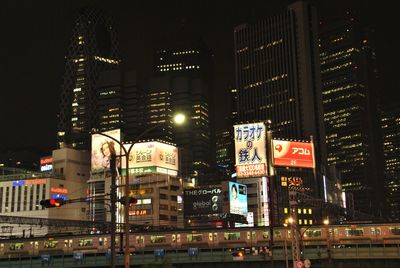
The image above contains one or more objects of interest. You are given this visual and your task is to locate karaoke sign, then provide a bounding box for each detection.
[234,122,267,178]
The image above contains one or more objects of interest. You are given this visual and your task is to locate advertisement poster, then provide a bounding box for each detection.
[229,181,248,216]
[123,141,179,176]
[272,140,315,168]
[184,187,222,216]
[91,129,121,172]
[234,123,267,178]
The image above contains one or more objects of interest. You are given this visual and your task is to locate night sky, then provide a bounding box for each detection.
[1,0,398,154]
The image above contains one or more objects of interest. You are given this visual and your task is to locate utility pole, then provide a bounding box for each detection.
[289,190,301,268]
[110,154,117,268]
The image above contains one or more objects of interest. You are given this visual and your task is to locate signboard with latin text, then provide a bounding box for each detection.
[272,140,315,168]
[184,187,222,216]
[234,122,267,178]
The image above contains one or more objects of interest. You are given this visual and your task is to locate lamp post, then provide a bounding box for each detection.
[323,218,333,268]
[93,113,186,268]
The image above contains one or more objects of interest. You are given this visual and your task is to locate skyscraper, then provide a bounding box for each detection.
[57,8,120,150]
[234,1,326,162]
[319,14,384,215]
[381,106,400,221]
[150,34,215,185]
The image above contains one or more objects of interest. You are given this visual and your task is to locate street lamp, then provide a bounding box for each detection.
[93,113,186,268]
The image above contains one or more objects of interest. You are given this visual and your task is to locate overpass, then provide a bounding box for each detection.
[0,242,399,268]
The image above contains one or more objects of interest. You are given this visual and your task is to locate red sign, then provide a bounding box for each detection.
[51,187,68,194]
[272,140,315,168]
[40,156,53,165]
[26,179,47,185]
[236,163,266,178]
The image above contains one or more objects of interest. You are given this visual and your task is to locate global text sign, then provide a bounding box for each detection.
[234,122,267,178]
[184,187,222,216]
[272,140,315,168]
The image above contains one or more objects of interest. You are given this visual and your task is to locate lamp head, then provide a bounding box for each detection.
[173,113,186,125]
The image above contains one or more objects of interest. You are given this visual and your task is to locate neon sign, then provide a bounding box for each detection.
[51,187,68,194]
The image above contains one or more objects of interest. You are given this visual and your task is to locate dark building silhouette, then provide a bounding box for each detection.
[381,105,400,221]
[57,8,120,150]
[319,13,384,216]
[149,31,215,185]
[234,1,326,203]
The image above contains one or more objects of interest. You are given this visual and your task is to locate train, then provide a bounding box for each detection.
[1,223,400,259]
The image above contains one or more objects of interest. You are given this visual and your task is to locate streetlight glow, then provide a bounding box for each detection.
[173,113,186,125]
[323,218,330,225]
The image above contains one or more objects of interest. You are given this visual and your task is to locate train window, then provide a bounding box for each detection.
[187,234,202,242]
[99,238,104,246]
[64,240,72,247]
[103,238,108,246]
[30,241,39,249]
[371,227,381,236]
[9,243,24,251]
[262,232,269,239]
[345,228,364,237]
[287,230,292,238]
[209,233,213,241]
[150,235,166,243]
[389,227,400,235]
[44,241,59,248]
[274,230,282,239]
[136,236,144,244]
[177,234,181,243]
[304,229,321,238]
[224,232,241,240]
[172,234,176,243]
[78,239,93,246]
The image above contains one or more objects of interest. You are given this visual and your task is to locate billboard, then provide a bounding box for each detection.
[229,182,248,216]
[272,140,315,168]
[234,122,267,178]
[91,129,121,172]
[123,141,178,176]
[40,156,53,172]
[184,187,222,216]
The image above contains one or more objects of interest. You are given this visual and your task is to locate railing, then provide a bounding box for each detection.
[0,243,399,268]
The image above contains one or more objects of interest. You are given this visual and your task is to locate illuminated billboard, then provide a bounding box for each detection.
[229,181,248,216]
[123,141,178,176]
[234,122,267,178]
[184,187,222,216]
[91,129,121,172]
[272,140,315,168]
[40,156,53,172]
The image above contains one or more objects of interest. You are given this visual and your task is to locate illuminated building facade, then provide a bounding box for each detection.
[216,129,235,178]
[151,37,214,185]
[381,106,400,221]
[96,70,146,139]
[57,8,120,150]
[319,14,384,215]
[234,2,326,158]
[0,148,89,237]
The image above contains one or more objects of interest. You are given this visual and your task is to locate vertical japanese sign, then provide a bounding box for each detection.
[234,122,267,178]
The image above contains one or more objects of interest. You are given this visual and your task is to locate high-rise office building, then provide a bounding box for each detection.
[381,106,400,221]
[234,1,326,163]
[57,8,120,150]
[319,14,384,215]
[150,35,214,185]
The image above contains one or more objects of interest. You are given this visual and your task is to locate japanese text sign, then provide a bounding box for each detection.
[234,122,267,178]
[272,140,315,168]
